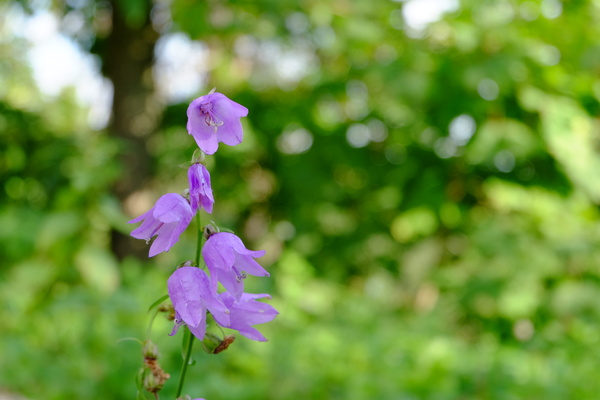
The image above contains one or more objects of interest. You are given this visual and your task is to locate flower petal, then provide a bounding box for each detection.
[169,311,185,336]
[148,222,177,257]
[167,267,230,338]
[215,268,245,301]
[234,253,270,277]
[168,267,211,328]
[211,95,247,146]
[129,210,158,239]
[191,129,219,155]
[153,193,193,223]
[202,232,269,297]
[217,292,279,342]
[202,233,237,271]
[188,164,214,213]
[188,322,208,342]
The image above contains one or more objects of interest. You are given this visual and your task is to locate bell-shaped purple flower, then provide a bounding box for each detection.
[186,92,248,155]
[188,163,214,214]
[129,193,194,257]
[167,267,230,340]
[217,292,279,342]
[202,232,269,301]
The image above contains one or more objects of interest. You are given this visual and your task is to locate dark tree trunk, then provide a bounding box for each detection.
[103,0,161,259]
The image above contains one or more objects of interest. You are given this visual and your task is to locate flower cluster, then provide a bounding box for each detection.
[129,91,278,346]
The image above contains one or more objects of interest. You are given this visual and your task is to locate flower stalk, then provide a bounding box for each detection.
[175,329,195,398]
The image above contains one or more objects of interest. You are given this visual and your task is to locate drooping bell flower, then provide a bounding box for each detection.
[217,292,279,342]
[202,232,269,301]
[129,193,194,257]
[186,91,248,155]
[188,163,214,213]
[167,267,230,340]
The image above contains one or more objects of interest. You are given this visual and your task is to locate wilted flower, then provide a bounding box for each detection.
[219,292,279,342]
[202,232,269,301]
[200,332,236,354]
[188,163,214,213]
[140,340,170,395]
[129,193,194,257]
[186,92,248,155]
[212,334,236,354]
[167,267,230,340]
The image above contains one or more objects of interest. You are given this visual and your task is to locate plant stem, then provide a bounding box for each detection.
[175,212,202,398]
[175,330,195,398]
[195,212,202,268]
[145,308,159,339]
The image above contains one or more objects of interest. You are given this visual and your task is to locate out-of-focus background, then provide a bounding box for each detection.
[2,0,600,398]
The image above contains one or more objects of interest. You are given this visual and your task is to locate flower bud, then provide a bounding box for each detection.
[139,340,170,394]
[192,148,206,164]
[142,340,159,360]
[140,366,159,392]
[203,224,218,240]
[178,260,194,268]
[200,332,222,354]
[140,363,170,393]
[200,332,236,354]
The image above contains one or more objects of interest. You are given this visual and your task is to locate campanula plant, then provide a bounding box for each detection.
[128,90,278,400]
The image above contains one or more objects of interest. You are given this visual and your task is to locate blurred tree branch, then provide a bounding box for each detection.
[103,0,161,258]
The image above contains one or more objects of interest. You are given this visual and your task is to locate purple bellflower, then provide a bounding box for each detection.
[167,267,231,340]
[129,193,194,257]
[202,232,269,301]
[188,163,214,213]
[186,92,248,155]
[219,292,279,342]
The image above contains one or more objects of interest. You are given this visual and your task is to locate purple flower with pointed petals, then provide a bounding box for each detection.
[167,267,231,340]
[187,92,248,155]
[129,193,194,257]
[188,163,214,213]
[217,292,278,342]
[202,232,269,301]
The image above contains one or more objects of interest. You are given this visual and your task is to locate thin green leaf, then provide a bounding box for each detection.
[147,294,169,313]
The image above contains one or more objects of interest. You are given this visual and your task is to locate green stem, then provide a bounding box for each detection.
[195,212,202,268]
[175,330,195,398]
[175,212,203,398]
[145,308,159,339]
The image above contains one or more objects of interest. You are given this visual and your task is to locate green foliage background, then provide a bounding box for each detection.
[2,0,600,399]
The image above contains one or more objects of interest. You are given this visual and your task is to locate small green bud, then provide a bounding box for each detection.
[141,362,170,393]
[177,260,194,269]
[201,332,222,354]
[192,148,206,164]
[203,224,218,240]
[200,332,236,354]
[181,188,190,199]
